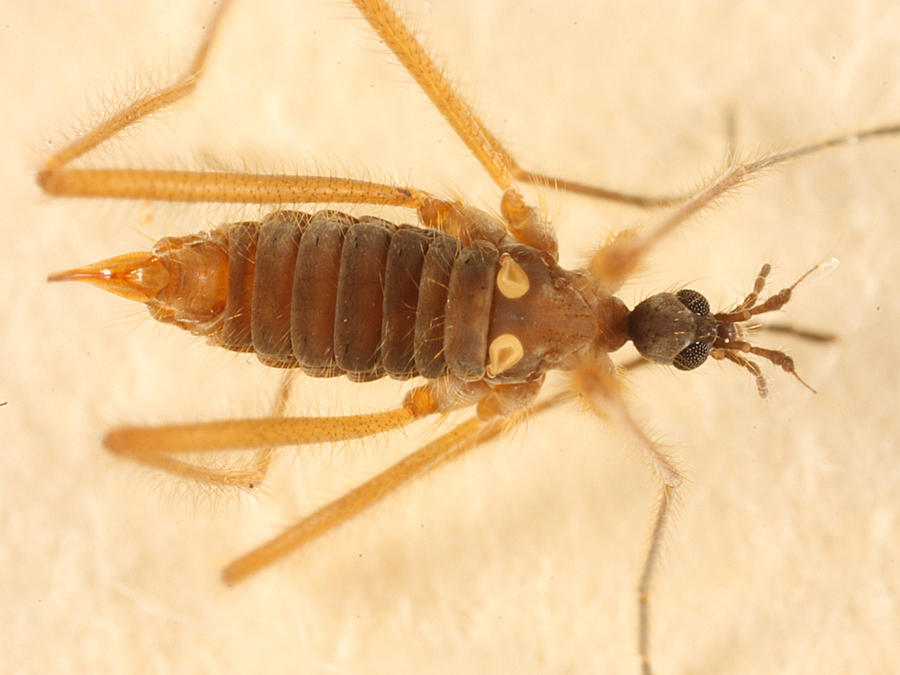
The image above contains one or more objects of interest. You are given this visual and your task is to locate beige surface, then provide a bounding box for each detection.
[4,1,899,673]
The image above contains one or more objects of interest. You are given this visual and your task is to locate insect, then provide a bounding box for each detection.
[35,1,900,675]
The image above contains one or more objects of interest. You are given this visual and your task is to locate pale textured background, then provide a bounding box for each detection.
[4,1,899,673]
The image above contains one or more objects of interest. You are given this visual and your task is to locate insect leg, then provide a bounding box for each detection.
[222,390,575,585]
[34,0,435,209]
[102,374,458,482]
[105,396,430,457]
[38,167,434,208]
[41,0,233,174]
[587,124,900,292]
[573,360,684,675]
[114,369,298,490]
[350,0,687,208]
[103,404,417,478]
[223,416,483,584]
[101,377,489,483]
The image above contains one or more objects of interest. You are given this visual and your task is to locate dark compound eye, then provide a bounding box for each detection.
[676,289,710,316]
[673,340,711,370]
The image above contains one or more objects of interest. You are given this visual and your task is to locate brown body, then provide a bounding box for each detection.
[141,209,624,384]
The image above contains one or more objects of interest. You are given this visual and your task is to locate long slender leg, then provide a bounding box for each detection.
[224,416,481,584]
[35,0,434,208]
[637,485,677,675]
[42,1,231,173]
[105,405,417,480]
[106,405,419,454]
[222,390,575,585]
[102,375,509,486]
[34,0,549,258]
[350,0,687,207]
[40,0,899,248]
[127,369,296,490]
[38,168,433,208]
[573,359,684,675]
[37,0,678,211]
[588,124,900,292]
[103,376,468,487]
[40,166,555,256]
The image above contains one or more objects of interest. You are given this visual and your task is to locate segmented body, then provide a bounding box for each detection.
[148,209,605,385]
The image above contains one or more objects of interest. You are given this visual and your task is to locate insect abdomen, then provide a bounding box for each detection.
[211,209,500,382]
[59,207,603,385]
